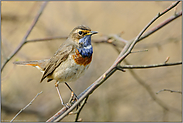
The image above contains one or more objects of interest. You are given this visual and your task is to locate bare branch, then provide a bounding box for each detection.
[108,34,128,44]
[115,1,181,66]
[156,89,182,94]
[46,106,69,122]
[137,10,182,42]
[74,96,89,122]
[123,60,170,111]
[10,91,43,122]
[117,61,182,70]
[1,1,48,72]
[25,36,67,43]
[130,49,148,53]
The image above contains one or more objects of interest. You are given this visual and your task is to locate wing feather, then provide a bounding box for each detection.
[40,44,73,82]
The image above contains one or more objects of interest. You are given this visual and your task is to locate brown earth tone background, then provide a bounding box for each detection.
[1,1,182,122]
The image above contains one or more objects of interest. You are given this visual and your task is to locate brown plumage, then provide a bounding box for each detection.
[14,25,97,83]
[13,25,98,107]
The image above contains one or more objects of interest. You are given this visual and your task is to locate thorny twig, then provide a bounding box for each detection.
[10,91,43,122]
[1,1,48,72]
[47,1,181,122]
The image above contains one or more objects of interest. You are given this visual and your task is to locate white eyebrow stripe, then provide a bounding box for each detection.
[73,30,78,33]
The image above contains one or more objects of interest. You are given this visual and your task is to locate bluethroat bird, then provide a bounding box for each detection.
[14,25,98,107]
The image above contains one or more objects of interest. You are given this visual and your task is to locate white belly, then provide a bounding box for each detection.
[51,54,90,83]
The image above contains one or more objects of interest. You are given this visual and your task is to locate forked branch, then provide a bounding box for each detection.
[1,1,48,72]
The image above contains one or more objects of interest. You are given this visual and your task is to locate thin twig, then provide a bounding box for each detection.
[156,89,182,94]
[10,91,43,122]
[1,1,48,72]
[1,65,16,81]
[117,61,182,70]
[75,96,89,122]
[164,56,170,63]
[25,36,67,43]
[123,60,170,111]
[137,10,182,42]
[116,1,181,64]
[121,60,182,115]
[108,34,128,44]
[130,49,148,53]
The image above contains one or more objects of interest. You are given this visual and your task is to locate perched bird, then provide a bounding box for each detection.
[14,25,98,106]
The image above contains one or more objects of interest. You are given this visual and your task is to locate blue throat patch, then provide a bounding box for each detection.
[77,35,93,58]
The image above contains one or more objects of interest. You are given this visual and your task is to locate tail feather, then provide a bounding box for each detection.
[13,59,49,71]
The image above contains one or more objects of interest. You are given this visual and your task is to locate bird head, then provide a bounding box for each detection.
[69,25,98,57]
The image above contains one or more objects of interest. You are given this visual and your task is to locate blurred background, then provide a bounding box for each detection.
[1,1,182,122]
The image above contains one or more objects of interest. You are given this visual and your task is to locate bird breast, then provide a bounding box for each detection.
[51,49,92,83]
[72,48,92,66]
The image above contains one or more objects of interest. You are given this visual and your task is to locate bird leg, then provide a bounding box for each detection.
[64,82,80,110]
[55,81,69,108]
[64,82,78,101]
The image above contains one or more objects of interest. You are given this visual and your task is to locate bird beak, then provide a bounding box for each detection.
[86,31,98,35]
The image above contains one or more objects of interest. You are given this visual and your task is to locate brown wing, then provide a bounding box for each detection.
[40,44,73,82]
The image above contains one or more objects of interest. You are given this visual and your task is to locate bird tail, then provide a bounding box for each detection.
[13,59,49,72]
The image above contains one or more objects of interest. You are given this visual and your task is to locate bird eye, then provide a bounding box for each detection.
[78,31,83,35]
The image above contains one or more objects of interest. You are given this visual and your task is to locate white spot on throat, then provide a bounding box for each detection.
[84,45,92,49]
